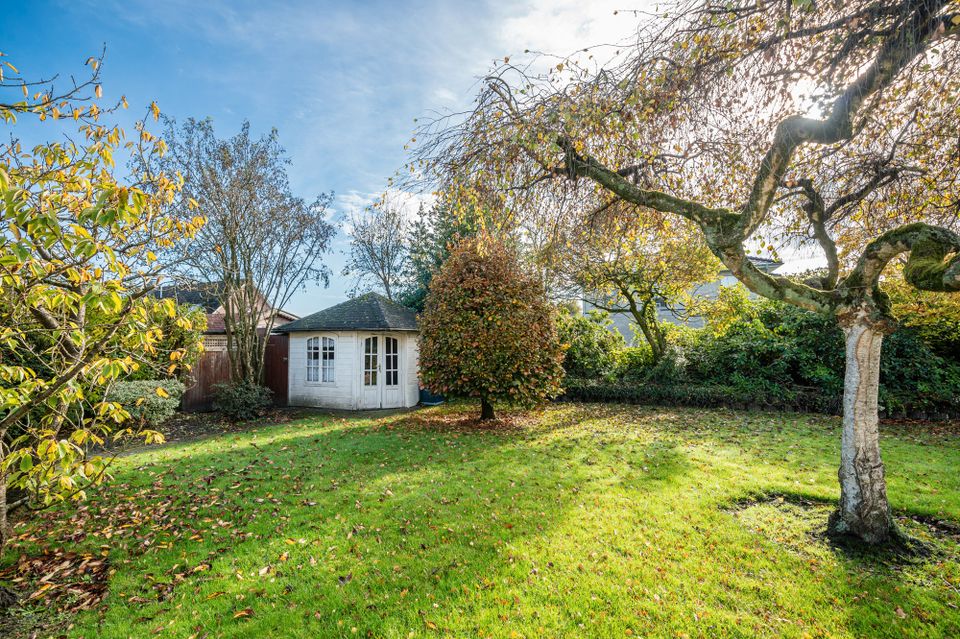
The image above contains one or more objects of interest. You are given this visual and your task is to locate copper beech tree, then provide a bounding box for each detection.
[413,1,960,544]
[418,236,564,420]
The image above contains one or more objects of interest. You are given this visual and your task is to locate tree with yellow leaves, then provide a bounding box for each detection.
[0,51,204,551]
[550,203,720,361]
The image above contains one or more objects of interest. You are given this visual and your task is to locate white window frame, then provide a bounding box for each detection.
[384,336,399,387]
[321,336,336,383]
[306,337,320,383]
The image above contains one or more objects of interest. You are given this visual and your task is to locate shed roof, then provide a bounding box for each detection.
[279,292,418,333]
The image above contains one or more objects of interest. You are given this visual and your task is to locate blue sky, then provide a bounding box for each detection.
[1,0,643,315]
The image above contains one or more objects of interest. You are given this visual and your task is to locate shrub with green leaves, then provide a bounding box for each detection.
[557,308,624,379]
[107,380,185,427]
[566,285,960,417]
[212,382,274,421]
[614,345,654,380]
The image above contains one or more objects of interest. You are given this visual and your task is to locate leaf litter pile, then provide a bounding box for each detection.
[1,549,110,611]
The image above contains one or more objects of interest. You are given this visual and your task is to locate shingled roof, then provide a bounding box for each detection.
[279,293,418,333]
[153,281,225,312]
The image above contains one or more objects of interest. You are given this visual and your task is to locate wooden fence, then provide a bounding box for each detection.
[263,334,289,407]
[181,334,289,411]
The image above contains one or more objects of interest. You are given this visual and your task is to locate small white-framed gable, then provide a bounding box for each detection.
[280,294,419,410]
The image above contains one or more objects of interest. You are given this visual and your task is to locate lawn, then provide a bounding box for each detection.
[3,403,960,638]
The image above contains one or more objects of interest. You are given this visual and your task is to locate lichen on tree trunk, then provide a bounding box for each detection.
[829,312,896,544]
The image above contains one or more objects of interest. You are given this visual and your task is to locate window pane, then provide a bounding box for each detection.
[307,337,321,382]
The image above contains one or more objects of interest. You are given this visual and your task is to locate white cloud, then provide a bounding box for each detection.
[497,1,650,60]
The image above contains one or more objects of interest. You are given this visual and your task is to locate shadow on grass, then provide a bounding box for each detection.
[725,490,960,566]
[7,405,694,638]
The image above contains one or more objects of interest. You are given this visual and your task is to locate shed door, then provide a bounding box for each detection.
[359,335,381,409]
[381,335,402,408]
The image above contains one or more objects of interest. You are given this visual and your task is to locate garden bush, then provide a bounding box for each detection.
[557,308,624,379]
[614,345,654,380]
[108,380,185,427]
[564,285,960,418]
[212,382,274,421]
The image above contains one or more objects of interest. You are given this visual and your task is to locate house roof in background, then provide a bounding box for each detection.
[278,292,418,333]
[745,256,783,270]
[153,281,299,334]
[153,281,226,312]
[719,256,783,274]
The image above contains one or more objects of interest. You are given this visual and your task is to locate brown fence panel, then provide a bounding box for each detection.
[263,334,289,406]
[182,349,232,412]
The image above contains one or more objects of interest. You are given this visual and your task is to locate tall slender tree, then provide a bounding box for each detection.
[413,1,960,544]
[343,199,410,301]
[148,119,336,384]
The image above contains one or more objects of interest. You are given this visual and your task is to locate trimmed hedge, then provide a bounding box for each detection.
[561,377,843,415]
[213,382,273,421]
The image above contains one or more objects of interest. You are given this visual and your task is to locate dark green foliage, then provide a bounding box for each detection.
[566,293,960,418]
[557,308,624,379]
[879,328,960,416]
[886,276,960,358]
[212,382,273,421]
[674,300,960,416]
[400,202,488,311]
[562,378,840,414]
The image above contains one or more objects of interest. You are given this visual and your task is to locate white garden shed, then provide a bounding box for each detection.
[279,293,420,410]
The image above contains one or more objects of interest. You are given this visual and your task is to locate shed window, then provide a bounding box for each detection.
[307,336,335,383]
[306,337,320,382]
[321,337,335,383]
[385,337,399,386]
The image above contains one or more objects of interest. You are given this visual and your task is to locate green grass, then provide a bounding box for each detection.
[5,403,960,638]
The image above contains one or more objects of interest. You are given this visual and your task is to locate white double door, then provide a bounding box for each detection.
[359,333,403,409]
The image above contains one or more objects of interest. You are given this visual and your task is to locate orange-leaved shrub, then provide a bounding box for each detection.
[418,235,565,420]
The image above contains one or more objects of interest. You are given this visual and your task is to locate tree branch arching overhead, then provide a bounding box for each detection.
[410,0,960,545]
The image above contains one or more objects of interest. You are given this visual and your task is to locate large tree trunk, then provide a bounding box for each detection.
[829,314,896,544]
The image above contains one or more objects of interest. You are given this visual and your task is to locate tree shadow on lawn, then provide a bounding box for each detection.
[7,403,959,638]
[726,491,960,637]
[6,406,694,638]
